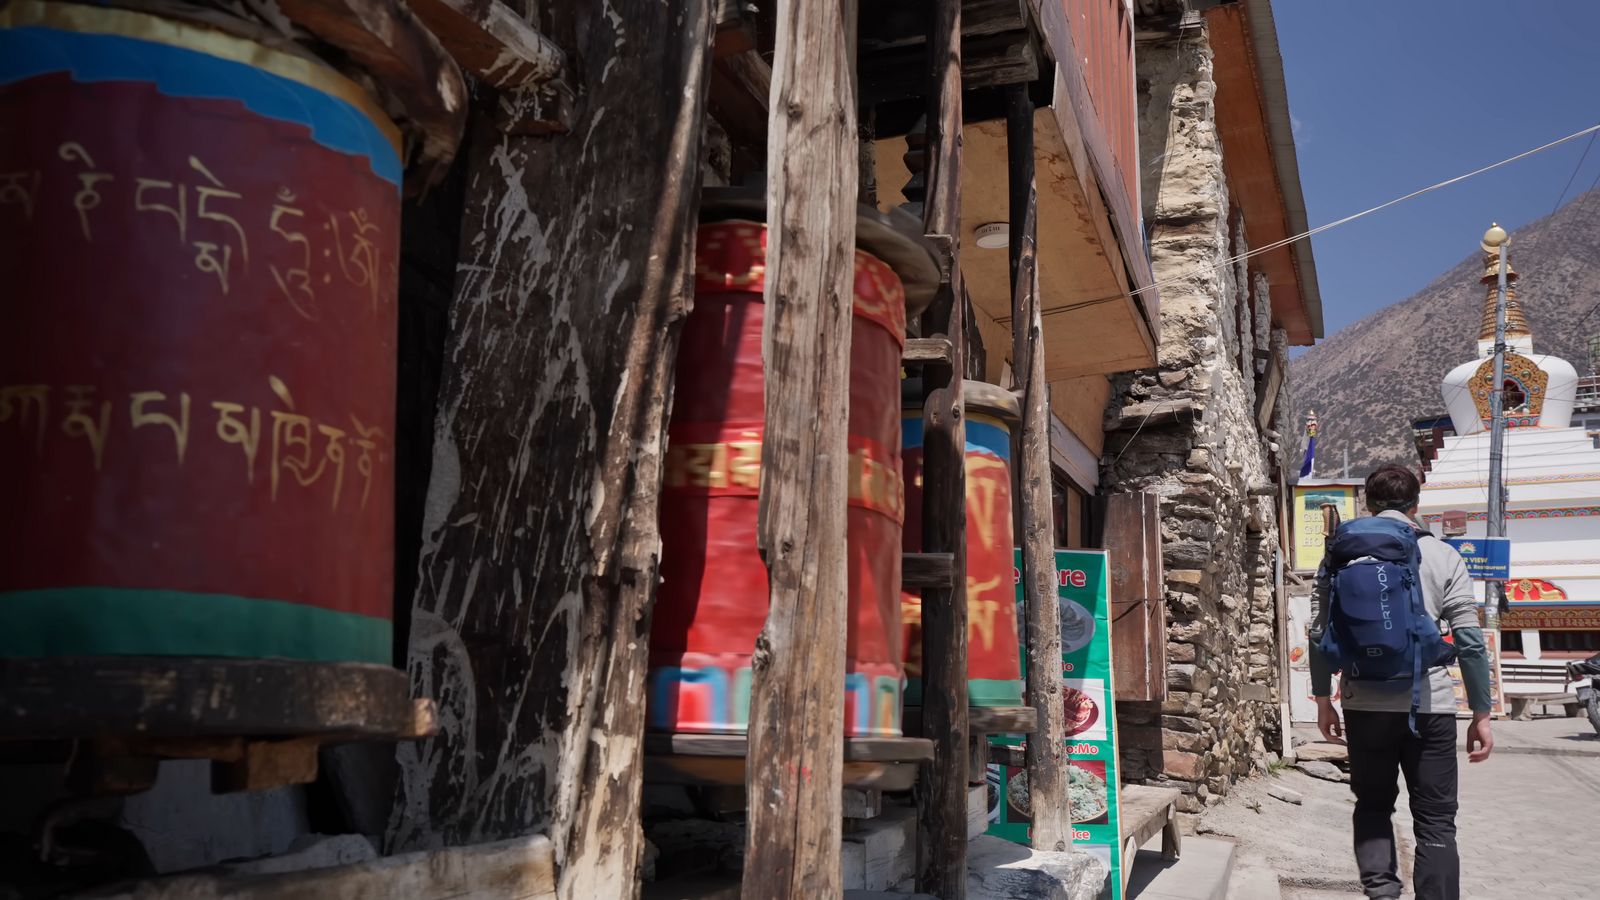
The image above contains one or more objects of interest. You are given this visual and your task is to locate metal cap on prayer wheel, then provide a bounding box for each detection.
[698,183,943,316]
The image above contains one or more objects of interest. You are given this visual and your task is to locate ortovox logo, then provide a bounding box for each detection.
[1376,565,1395,630]
[1366,648,1384,657]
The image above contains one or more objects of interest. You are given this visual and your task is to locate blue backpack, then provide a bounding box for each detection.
[1316,516,1456,728]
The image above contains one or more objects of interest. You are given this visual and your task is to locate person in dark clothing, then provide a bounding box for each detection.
[1307,465,1494,900]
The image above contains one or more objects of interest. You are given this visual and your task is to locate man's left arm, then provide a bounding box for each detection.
[1439,550,1494,760]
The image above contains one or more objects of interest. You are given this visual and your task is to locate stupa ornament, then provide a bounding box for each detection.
[1440,227,1580,433]
[1467,352,1547,422]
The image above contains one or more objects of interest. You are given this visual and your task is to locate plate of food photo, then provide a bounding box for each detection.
[1058,598,1095,655]
[1062,686,1100,738]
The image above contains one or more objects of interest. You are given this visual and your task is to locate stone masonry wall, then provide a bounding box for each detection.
[1102,27,1292,813]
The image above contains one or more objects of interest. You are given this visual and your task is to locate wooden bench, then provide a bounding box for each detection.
[1119,784,1181,892]
[1500,662,1578,720]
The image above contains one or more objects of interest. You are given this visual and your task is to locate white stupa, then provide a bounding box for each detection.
[1419,231,1600,692]
[1439,242,1580,434]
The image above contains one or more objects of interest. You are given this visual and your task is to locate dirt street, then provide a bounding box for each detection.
[1195,717,1600,898]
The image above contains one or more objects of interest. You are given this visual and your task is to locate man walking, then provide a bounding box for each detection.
[1309,464,1493,900]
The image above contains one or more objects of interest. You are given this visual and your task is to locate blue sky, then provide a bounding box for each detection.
[1274,0,1600,343]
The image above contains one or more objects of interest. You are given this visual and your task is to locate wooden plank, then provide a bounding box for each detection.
[859,0,1028,52]
[645,734,933,762]
[645,757,921,792]
[860,29,1038,104]
[385,4,714,899]
[0,658,414,740]
[404,0,565,89]
[740,0,857,896]
[86,835,557,900]
[989,743,1025,769]
[903,706,1036,735]
[274,0,467,188]
[914,2,969,896]
[708,50,772,156]
[1006,83,1070,854]
[968,705,1037,735]
[903,336,954,367]
[1104,491,1166,702]
[1105,397,1202,432]
[902,551,955,588]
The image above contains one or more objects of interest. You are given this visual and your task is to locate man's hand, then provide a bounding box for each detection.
[1466,711,1494,763]
[1316,697,1344,744]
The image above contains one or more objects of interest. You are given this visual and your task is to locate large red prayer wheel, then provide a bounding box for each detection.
[0,0,458,738]
[648,199,937,737]
[901,381,1025,708]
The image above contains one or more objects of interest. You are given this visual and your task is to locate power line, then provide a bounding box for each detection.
[1550,129,1599,216]
[1125,120,1600,300]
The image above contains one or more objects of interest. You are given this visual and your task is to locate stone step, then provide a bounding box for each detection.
[1224,864,1283,900]
[1126,836,1237,900]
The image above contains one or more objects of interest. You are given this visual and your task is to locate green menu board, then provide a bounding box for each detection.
[986,549,1123,896]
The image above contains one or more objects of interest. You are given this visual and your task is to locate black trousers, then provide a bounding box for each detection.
[1343,710,1460,900]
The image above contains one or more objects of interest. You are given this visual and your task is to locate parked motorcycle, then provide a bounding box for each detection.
[1568,651,1600,736]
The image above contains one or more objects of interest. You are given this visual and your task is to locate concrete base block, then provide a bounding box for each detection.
[965,835,1110,900]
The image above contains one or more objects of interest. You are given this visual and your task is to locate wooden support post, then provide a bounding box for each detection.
[1006,83,1071,854]
[740,0,858,896]
[386,3,713,898]
[915,0,969,896]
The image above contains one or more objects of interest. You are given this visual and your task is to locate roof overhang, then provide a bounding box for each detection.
[1205,0,1324,345]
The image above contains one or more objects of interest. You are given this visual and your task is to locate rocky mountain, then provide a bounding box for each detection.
[1287,189,1600,475]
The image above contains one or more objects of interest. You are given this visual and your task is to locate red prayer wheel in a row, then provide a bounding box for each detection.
[901,381,1025,708]
[647,202,937,737]
[0,1,420,668]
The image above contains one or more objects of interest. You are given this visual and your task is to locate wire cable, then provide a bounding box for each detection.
[1551,129,1599,217]
[1119,121,1600,302]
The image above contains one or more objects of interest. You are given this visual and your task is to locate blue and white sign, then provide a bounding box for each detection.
[1444,536,1511,580]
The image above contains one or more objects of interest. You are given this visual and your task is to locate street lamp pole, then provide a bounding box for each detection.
[1482,223,1510,627]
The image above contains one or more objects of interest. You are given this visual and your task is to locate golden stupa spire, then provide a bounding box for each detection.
[1478,226,1531,343]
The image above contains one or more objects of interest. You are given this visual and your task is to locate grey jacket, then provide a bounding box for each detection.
[1307,510,1490,713]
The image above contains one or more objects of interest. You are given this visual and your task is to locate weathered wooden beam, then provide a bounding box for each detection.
[859,0,1030,52]
[646,734,933,762]
[708,49,772,157]
[860,29,1038,104]
[902,336,954,367]
[405,0,564,88]
[989,743,1025,769]
[386,3,714,898]
[403,0,575,134]
[1104,397,1202,432]
[914,0,969,895]
[274,0,467,188]
[903,705,1037,735]
[1007,83,1071,854]
[740,0,857,895]
[902,551,955,589]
